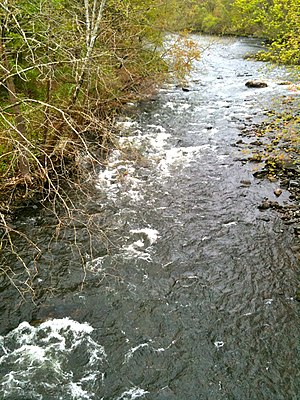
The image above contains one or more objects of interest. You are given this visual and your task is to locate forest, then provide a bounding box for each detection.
[174,0,299,65]
[0,0,299,211]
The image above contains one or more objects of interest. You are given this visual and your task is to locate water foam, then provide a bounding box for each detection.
[124,343,149,363]
[130,228,159,245]
[122,227,160,262]
[116,387,149,400]
[157,145,216,177]
[0,319,106,399]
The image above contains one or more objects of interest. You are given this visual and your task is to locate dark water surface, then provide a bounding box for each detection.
[0,36,299,399]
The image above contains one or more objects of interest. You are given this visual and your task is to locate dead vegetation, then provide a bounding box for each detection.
[0,0,200,295]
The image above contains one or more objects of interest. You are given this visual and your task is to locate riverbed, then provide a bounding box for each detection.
[0,35,299,399]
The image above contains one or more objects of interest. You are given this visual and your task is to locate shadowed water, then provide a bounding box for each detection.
[0,36,299,400]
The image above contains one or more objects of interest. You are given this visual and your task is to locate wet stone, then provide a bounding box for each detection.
[274,188,283,197]
[294,226,300,235]
[258,200,271,210]
[250,140,263,146]
[253,170,269,179]
[240,180,251,186]
[277,81,292,85]
[289,180,300,188]
[268,176,278,182]
[245,80,268,88]
[259,216,271,222]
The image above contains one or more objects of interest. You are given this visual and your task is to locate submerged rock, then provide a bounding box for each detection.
[258,199,282,211]
[245,80,268,88]
[258,199,271,210]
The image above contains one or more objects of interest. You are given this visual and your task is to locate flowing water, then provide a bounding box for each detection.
[1,36,299,399]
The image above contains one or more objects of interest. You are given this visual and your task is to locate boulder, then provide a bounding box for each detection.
[245,80,268,88]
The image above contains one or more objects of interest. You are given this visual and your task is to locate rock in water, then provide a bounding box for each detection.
[274,188,282,197]
[245,80,268,88]
[277,81,292,85]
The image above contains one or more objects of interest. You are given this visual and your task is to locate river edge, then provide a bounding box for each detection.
[0,36,299,218]
[235,93,300,300]
[4,90,300,233]
[235,94,300,231]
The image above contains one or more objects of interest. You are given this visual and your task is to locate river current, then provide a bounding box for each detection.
[0,36,299,399]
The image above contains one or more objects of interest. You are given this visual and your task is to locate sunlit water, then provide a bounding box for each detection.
[1,36,299,399]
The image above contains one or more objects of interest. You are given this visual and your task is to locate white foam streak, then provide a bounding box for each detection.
[116,387,149,400]
[214,341,225,348]
[163,102,191,113]
[86,255,107,272]
[122,243,152,262]
[149,130,171,150]
[147,124,166,132]
[124,343,149,363]
[157,145,215,176]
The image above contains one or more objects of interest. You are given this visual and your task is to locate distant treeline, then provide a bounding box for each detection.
[172,0,300,65]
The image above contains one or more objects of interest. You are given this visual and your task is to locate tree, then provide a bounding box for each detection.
[171,0,300,65]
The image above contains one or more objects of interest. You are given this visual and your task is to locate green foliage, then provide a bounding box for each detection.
[0,0,200,181]
[175,0,300,65]
[231,0,300,64]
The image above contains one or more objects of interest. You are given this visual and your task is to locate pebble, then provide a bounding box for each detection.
[250,140,262,146]
[274,188,282,197]
[259,216,270,222]
[290,180,300,188]
[240,180,251,186]
[277,81,292,85]
[258,201,270,210]
[268,176,278,182]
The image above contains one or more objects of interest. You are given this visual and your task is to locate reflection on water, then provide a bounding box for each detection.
[0,36,299,399]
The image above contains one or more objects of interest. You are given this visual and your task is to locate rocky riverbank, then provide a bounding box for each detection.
[236,93,300,238]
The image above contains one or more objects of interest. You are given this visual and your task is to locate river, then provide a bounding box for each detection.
[0,35,299,399]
